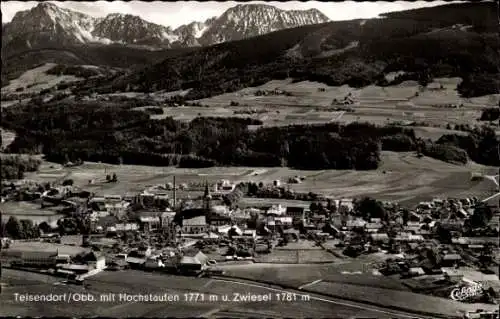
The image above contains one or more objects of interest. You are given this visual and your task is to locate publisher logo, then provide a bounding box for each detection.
[450,283,484,301]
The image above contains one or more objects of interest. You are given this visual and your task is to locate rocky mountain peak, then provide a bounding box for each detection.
[3,2,330,51]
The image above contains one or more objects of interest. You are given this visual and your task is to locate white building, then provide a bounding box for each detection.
[267,216,293,227]
[83,252,106,270]
[214,180,236,194]
[267,205,286,216]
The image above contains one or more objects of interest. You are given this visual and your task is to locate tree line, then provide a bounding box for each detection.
[1,155,41,180]
[1,216,41,240]
[46,64,102,78]
[2,100,499,171]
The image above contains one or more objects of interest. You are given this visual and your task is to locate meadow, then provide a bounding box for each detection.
[17,149,496,203]
[1,63,83,95]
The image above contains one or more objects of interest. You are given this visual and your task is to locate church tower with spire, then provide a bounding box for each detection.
[203,180,212,220]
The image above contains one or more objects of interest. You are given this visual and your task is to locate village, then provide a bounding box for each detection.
[1,168,499,314]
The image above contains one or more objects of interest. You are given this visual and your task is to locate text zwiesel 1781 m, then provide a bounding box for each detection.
[183,292,311,303]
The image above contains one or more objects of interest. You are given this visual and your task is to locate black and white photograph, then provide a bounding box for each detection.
[0,0,499,318]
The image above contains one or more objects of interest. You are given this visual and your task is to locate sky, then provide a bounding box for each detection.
[1,1,463,29]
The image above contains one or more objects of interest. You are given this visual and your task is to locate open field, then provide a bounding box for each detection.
[116,78,500,137]
[221,261,409,290]
[6,151,496,210]
[0,268,404,318]
[195,78,499,108]
[1,63,83,95]
[188,78,499,129]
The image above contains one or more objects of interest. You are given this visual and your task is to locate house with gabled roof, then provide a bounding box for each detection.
[182,216,207,234]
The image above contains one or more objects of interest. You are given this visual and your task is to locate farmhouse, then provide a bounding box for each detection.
[179,251,209,274]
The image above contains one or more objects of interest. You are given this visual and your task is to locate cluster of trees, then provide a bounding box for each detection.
[479,108,500,122]
[2,216,41,239]
[247,184,321,202]
[56,217,90,235]
[142,107,164,115]
[46,64,102,78]
[0,155,41,180]
[353,197,389,222]
[435,126,500,166]
[421,143,468,164]
[222,184,246,208]
[466,203,494,229]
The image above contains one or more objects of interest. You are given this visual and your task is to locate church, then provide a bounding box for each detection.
[174,181,232,231]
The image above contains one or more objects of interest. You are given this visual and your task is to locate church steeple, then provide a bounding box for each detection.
[203,180,213,223]
[204,180,210,199]
[203,180,212,212]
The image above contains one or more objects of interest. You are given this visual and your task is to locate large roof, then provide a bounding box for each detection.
[183,216,207,227]
[2,250,57,259]
[180,251,208,265]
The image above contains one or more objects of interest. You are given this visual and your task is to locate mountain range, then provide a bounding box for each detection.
[2,2,330,52]
[1,1,498,100]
